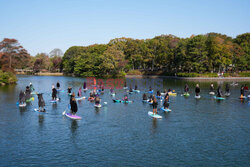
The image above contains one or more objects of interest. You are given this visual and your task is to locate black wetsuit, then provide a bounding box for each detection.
[217,87,223,97]
[195,87,200,96]
[37,93,45,108]
[52,88,57,100]
[25,87,31,100]
[19,91,25,103]
[70,98,78,114]
[56,82,60,89]
[143,94,148,100]
[135,85,138,90]
[225,84,230,93]
[163,100,169,109]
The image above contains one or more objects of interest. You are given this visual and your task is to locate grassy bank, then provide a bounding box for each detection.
[0,70,17,85]
[126,70,250,78]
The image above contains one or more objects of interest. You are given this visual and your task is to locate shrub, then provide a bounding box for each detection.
[126,70,142,75]
[0,70,17,84]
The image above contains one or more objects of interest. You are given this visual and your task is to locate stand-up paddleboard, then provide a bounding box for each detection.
[26,97,34,102]
[168,92,177,96]
[148,111,162,119]
[68,93,72,96]
[160,107,171,112]
[214,96,225,100]
[62,111,82,120]
[31,92,36,95]
[161,92,166,96]
[183,92,190,97]
[129,91,134,94]
[110,93,115,96]
[123,87,128,89]
[148,90,154,94]
[76,96,86,101]
[94,104,102,108]
[148,101,153,105]
[113,99,121,103]
[195,95,201,99]
[57,89,65,93]
[50,98,60,103]
[133,89,140,93]
[225,92,230,97]
[209,92,215,95]
[34,108,46,113]
[121,100,133,104]
[83,88,88,91]
[142,99,149,103]
[19,103,27,107]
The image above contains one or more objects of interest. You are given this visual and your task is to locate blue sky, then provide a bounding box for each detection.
[0,0,249,56]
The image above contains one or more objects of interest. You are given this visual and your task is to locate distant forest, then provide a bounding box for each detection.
[62,33,249,77]
[0,32,249,78]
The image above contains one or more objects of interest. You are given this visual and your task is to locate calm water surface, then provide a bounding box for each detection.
[0,75,249,167]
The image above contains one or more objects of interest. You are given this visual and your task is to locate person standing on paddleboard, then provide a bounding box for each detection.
[163,95,170,109]
[19,91,25,104]
[195,84,200,96]
[78,87,82,97]
[135,84,138,90]
[184,84,189,93]
[52,85,57,100]
[210,83,214,92]
[217,85,223,97]
[70,93,78,115]
[95,95,101,105]
[68,87,72,94]
[225,84,230,95]
[152,96,158,115]
[30,82,34,92]
[56,82,60,89]
[240,85,244,97]
[25,86,31,101]
[37,93,45,112]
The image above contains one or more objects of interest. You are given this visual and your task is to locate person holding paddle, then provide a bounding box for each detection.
[70,93,78,115]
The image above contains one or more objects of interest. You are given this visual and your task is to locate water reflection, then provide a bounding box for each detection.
[71,120,78,134]
[38,115,44,127]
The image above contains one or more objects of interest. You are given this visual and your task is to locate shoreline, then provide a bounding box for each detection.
[16,73,250,81]
[125,75,250,81]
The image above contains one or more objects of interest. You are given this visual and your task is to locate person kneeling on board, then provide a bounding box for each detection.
[123,95,129,102]
[142,93,148,100]
[184,84,189,93]
[37,93,45,112]
[70,93,78,115]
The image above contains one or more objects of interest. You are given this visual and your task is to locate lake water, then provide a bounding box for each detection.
[0,75,249,167]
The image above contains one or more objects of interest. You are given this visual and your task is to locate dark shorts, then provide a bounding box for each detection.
[152,104,157,109]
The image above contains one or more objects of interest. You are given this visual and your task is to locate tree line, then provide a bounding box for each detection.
[62,32,249,77]
[0,32,249,79]
[0,38,63,73]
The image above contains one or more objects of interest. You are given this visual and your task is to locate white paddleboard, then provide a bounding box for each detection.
[19,103,26,107]
[195,95,201,99]
[76,96,86,101]
[209,92,215,95]
[34,108,46,113]
[148,111,162,119]
[94,104,102,108]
